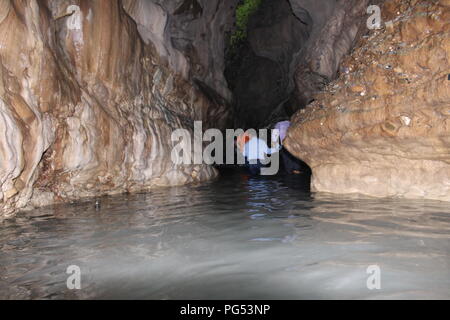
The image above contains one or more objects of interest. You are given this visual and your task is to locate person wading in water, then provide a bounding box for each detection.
[237,131,281,175]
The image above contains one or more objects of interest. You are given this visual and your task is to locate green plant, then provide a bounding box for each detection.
[229,0,263,47]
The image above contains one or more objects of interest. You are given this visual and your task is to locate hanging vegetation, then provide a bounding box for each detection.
[229,0,263,49]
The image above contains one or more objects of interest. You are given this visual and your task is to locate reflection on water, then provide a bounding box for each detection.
[0,169,449,299]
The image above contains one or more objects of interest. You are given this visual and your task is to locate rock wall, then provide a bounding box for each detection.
[225,0,376,128]
[292,0,374,109]
[285,0,450,201]
[0,0,232,217]
[123,0,238,113]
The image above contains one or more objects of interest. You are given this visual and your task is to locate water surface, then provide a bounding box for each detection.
[1,169,449,299]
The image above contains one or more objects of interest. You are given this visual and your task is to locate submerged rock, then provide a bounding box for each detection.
[0,0,232,217]
[286,0,450,201]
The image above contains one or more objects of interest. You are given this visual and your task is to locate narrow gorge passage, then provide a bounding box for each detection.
[0,0,449,301]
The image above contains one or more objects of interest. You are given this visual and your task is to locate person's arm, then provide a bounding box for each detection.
[267,144,281,154]
[264,140,281,155]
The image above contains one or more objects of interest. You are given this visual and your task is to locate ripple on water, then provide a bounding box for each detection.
[0,170,449,299]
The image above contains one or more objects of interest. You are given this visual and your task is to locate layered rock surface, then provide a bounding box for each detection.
[292,0,376,108]
[286,0,450,201]
[0,0,232,217]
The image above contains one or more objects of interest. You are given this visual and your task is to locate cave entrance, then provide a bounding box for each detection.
[224,0,312,130]
[220,0,313,180]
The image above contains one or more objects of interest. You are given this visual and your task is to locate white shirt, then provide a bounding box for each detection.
[243,137,281,160]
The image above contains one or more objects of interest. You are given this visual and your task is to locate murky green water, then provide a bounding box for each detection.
[1,169,449,299]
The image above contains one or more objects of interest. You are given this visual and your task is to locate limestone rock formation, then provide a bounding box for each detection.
[292,0,374,108]
[286,0,450,201]
[226,0,377,128]
[0,0,232,217]
[123,0,238,112]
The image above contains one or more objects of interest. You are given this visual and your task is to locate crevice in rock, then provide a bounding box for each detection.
[225,0,312,129]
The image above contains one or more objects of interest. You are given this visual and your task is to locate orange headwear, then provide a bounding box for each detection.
[237,131,252,153]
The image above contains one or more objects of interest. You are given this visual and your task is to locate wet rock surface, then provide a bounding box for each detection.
[0,0,232,217]
[286,0,450,201]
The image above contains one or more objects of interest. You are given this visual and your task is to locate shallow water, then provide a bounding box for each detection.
[1,169,449,299]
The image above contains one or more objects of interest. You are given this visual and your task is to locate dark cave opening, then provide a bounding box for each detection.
[219,0,319,179]
[224,0,313,129]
